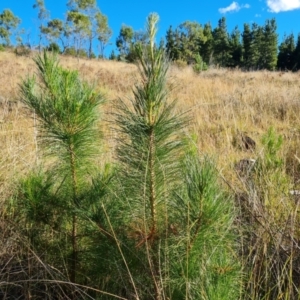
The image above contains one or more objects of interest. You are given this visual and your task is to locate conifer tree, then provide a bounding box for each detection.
[113,12,240,300]
[177,21,205,63]
[201,22,214,65]
[251,23,264,69]
[165,25,181,61]
[213,17,231,67]
[242,23,252,69]
[228,26,242,67]
[277,33,296,70]
[262,18,278,70]
[294,34,300,70]
[18,52,107,286]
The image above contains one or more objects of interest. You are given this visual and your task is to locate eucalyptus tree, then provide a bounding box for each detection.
[116,24,134,59]
[33,0,49,50]
[66,10,91,56]
[0,9,21,46]
[96,11,112,58]
[67,0,112,58]
[40,18,66,52]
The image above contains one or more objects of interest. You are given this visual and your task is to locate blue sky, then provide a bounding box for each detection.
[1,0,300,55]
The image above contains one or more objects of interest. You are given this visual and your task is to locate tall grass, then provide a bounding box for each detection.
[1,17,300,300]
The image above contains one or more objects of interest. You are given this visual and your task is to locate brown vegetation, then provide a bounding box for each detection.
[1,51,300,190]
[1,50,300,298]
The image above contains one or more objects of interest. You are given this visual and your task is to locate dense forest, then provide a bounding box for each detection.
[1,0,300,70]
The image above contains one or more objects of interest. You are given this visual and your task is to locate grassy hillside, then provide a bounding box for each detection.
[1,49,300,299]
[1,50,300,194]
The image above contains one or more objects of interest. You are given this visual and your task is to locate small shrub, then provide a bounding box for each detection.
[237,127,300,299]
[193,53,208,73]
[63,47,88,58]
[14,44,31,56]
[46,42,60,53]
[173,59,187,69]
[63,46,77,56]
[77,48,88,58]
[109,50,117,60]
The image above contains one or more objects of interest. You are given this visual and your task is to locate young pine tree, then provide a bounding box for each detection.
[112,13,241,300]
[17,51,108,289]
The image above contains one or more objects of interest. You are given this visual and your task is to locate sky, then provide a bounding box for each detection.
[0,0,300,55]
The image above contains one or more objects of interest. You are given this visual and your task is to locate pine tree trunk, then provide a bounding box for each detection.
[69,144,78,284]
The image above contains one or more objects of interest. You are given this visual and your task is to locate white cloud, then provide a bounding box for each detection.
[219,2,250,14]
[267,0,300,12]
[255,13,262,16]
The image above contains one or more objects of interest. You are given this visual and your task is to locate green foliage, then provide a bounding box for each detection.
[213,17,231,67]
[109,49,117,60]
[33,0,50,50]
[242,19,278,70]
[33,0,49,20]
[115,25,148,61]
[294,34,300,70]
[0,9,21,46]
[112,13,240,299]
[228,26,242,67]
[166,21,209,64]
[68,0,96,10]
[64,46,77,56]
[46,41,60,53]
[95,11,112,57]
[116,24,134,59]
[8,13,241,299]
[64,46,87,57]
[171,155,240,300]
[260,19,278,70]
[66,10,91,55]
[277,33,296,70]
[261,127,283,170]
[41,18,66,50]
[17,51,107,286]
[193,53,208,73]
[237,127,300,300]
[177,21,205,63]
[166,25,180,60]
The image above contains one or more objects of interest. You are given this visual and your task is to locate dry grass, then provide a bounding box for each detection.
[1,50,300,195]
[1,50,300,299]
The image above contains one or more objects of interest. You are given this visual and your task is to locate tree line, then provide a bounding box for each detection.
[1,1,300,70]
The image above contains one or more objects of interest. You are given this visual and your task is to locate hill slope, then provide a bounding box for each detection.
[1,50,300,194]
